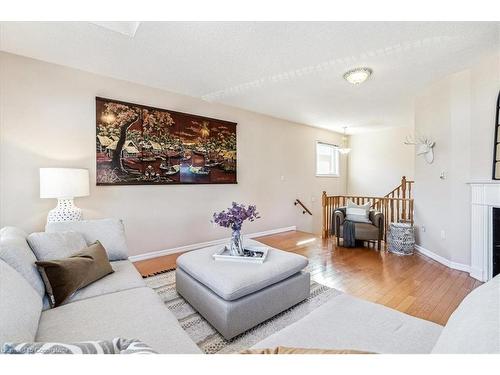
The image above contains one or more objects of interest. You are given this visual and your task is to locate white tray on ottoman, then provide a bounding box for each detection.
[175,239,310,340]
[212,245,269,263]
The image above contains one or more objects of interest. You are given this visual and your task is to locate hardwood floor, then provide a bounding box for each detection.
[133,230,482,326]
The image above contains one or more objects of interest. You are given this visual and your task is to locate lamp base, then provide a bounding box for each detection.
[47,198,83,223]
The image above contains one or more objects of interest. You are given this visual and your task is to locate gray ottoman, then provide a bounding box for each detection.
[176,240,310,340]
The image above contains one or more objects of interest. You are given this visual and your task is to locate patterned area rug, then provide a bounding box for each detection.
[145,268,341,354]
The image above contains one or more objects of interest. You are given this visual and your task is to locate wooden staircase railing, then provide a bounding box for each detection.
[322,176,414,239]
[384,176,414,200]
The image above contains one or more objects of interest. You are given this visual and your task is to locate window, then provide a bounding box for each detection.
[316,141,339,177]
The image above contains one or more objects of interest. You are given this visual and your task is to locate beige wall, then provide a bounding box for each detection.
[0,52,347,256]
[414,52,500,265]
[347,127,415,196]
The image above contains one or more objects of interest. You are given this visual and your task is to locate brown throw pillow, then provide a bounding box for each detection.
[36,241,114,307]
[240,346,375,354]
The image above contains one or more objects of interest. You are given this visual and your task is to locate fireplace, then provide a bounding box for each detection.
[469,182,500,281]
[492,208,500,277]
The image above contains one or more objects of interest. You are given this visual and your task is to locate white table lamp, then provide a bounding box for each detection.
[40,168,90,223]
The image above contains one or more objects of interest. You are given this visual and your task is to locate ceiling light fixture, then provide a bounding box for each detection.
[343,67,372,85]
[338,127,351,155]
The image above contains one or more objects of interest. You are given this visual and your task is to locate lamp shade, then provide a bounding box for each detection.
[40,168,90,199]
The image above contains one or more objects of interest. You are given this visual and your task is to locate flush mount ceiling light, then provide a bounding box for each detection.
[343,67,373,85]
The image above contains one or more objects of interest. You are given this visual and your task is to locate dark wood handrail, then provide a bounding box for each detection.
[294,199,312,215]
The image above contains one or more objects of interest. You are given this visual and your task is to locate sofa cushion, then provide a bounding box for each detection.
[46,219,129,261]
[27,231,87,261]
[0,260,43,344]
[176,239,308,301]
[36,287,201,354]
[432,274,500,354]
[0,226,45,298]
[63,260,145,305]
[252,293,443,354]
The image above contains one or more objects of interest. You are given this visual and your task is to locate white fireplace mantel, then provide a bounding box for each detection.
[469,182,499,281]
[467,180,500,185]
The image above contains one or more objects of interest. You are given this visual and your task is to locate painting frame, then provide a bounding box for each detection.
[95,97,237,186]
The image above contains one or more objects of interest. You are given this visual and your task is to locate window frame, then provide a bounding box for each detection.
[315,141,340,178]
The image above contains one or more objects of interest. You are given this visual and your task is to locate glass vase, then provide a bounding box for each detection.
[230,229,244,256]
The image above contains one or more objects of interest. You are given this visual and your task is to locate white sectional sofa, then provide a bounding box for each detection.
[0,225,201,354]
[1,219,499,354]
[252,275,500,354]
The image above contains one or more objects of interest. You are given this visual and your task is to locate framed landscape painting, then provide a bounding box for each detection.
[96,97,237,185]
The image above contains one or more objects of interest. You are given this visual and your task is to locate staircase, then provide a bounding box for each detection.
[384,175,413,200]
[321,176,414,239]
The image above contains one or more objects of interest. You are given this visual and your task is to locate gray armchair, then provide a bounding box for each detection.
[333,207,384,250]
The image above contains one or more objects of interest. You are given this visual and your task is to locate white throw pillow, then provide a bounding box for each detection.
[346,200,371,223]
[27,231,87,261]
[45,219,129,261]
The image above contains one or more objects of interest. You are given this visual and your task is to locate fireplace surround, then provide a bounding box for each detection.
[470,181,500,281]
[492,208,500,278]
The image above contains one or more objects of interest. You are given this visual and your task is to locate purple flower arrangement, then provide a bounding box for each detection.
[212,202,260,231]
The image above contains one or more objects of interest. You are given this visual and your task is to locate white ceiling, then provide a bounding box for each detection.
[0,21,498,133]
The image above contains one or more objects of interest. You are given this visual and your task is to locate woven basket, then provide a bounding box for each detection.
[388,222,415,255]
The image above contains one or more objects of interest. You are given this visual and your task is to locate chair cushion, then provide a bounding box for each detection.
[0,260,43,344]
[340,223,379,240]
[36,287,201,354]
[252,293,443,354]
[46,219,129,260]
[63,260,145,305]
[176,239,308,301]
[27,231,87,261]
[431,274,500,353]
[0,226,45,298]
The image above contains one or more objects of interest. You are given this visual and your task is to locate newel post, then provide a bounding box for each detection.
[401,176,407,199]
[401,176,407,221]
[322,191,327,239]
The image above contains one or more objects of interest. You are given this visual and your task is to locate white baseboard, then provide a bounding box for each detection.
[414,245,471,273]
[469,267,486,282]
[128,226,297,262]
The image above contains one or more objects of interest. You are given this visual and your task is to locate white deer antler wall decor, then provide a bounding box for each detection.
[404,136,435,164]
